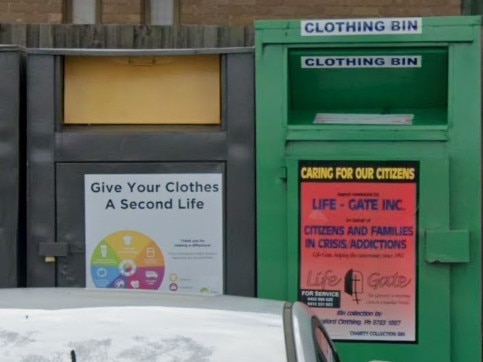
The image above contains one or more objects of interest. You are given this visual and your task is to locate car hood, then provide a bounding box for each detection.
[0,305,286,361]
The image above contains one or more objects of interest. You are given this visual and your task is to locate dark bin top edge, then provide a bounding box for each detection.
[0,44,25,52]
[27,47,254,56]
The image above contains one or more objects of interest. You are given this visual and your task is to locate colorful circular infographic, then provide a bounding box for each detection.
[91,230,165,290]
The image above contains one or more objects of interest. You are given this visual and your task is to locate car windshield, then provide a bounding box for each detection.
[311,316,340,362]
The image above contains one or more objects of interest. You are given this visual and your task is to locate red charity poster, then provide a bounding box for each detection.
[299,161,418,342]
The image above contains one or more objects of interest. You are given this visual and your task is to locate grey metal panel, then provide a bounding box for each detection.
[27,51,256,297]
[26,54,57,287]
[0,50,20,287]
[39,242,69,257]
[0,46,24,51]
[224,53,256,297]
[54,56,63,132]
[55,131,227,162]
[55,162,224,288]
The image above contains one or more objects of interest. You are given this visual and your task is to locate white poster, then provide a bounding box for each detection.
[84,173,223,295]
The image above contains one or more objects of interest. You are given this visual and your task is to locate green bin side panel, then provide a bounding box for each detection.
[446,37,481,362]
[256,15,481,362]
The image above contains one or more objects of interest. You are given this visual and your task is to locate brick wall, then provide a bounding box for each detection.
[0,0,143,24]
[180,0,462,25]
[0,0,463,25]
[102,0,141,24]
[0,0,62,23]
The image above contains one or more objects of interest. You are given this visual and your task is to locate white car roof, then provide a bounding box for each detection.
[0,288,286,313]
[0,288,288,362]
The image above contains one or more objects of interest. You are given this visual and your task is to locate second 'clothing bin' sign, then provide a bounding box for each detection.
[299,161,418,342]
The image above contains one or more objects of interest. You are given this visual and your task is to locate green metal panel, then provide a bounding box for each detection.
[289,48,448,120]
[286,156,451,361]
[256,16,481,362]
[462,0,483,16]
[255,16,479,44]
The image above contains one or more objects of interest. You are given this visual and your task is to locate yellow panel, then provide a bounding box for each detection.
[64,55,221,124]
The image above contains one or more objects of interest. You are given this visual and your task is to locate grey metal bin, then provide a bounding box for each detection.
[26,48,255,296]
[0,46,22,288]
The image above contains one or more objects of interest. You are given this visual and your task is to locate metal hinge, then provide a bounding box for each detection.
[279,166,287,180]
[39,242,69,263]
[425,229,470,263]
